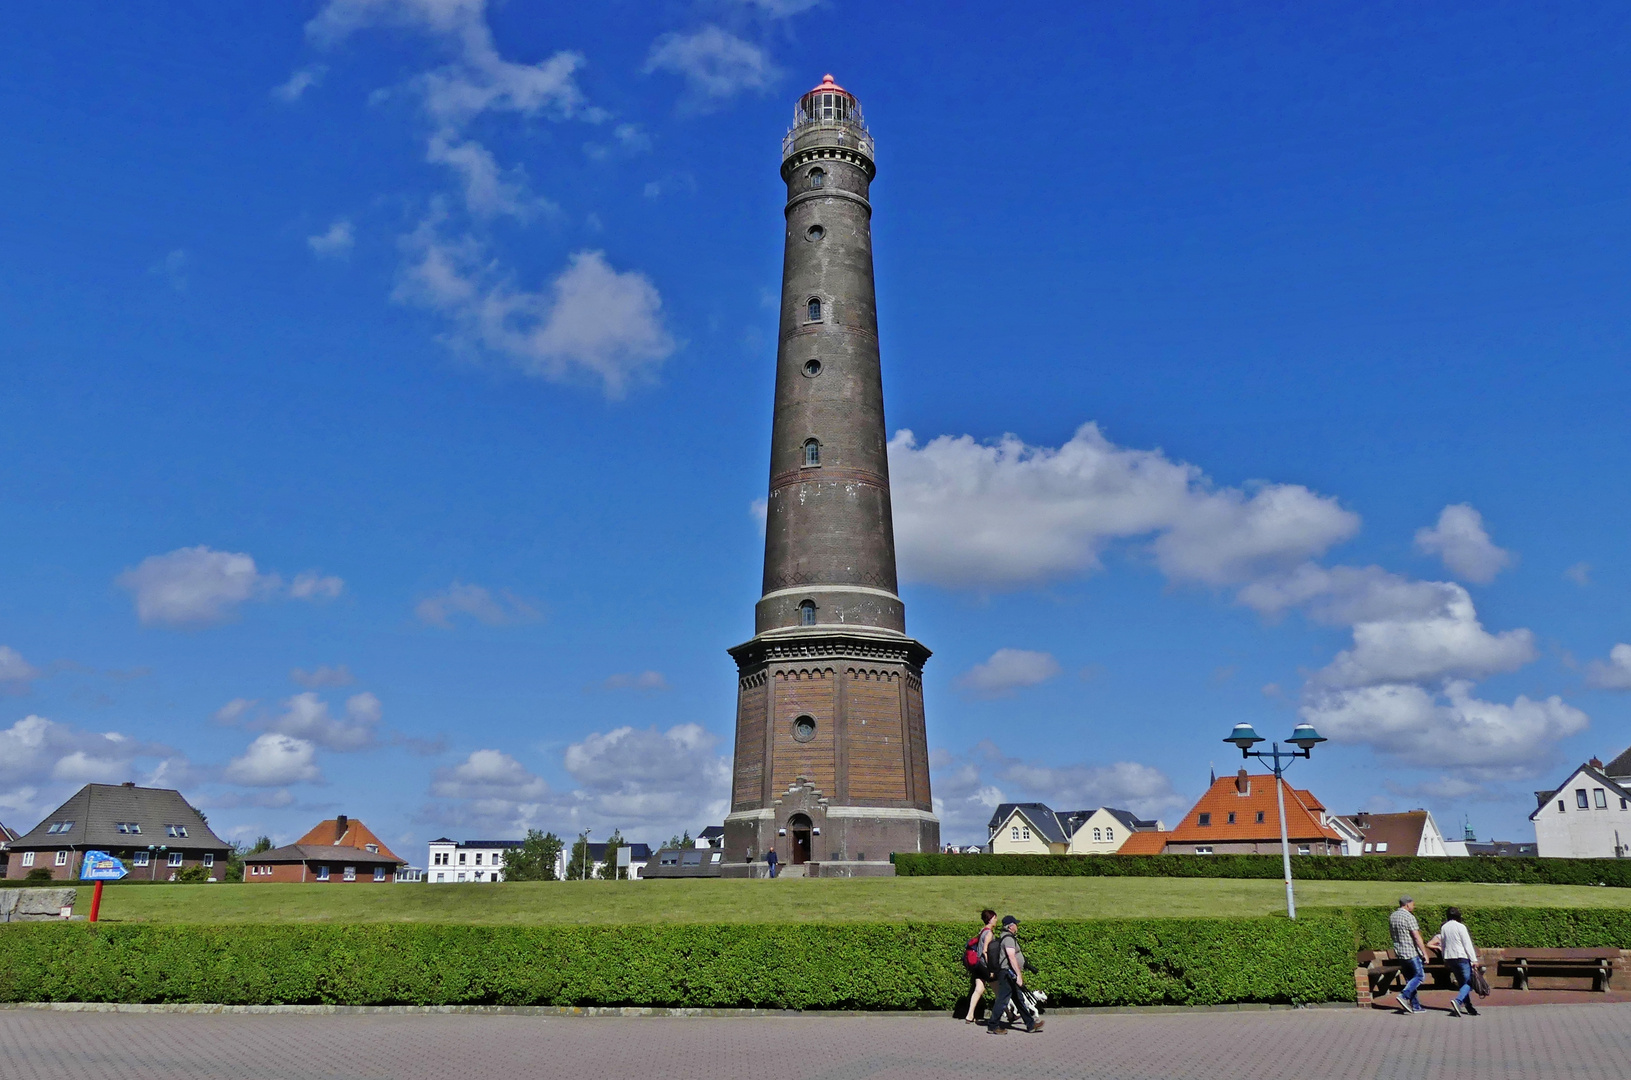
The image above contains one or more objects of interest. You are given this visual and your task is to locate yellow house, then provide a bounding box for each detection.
[988,802,1165,855]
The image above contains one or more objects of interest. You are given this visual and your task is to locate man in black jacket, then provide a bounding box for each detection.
[986,915,1043,1034]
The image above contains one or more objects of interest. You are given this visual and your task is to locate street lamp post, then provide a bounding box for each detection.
[1224,721,1327,920]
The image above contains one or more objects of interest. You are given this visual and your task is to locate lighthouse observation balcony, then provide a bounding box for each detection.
[781,74,874,174]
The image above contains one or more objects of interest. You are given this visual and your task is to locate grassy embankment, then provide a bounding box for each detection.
[73,875,1631,925]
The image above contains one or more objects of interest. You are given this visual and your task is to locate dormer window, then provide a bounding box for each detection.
[799,600,816,626]
[1198,813,1211,826]
[809,168,824,189]
[803,439,821,467]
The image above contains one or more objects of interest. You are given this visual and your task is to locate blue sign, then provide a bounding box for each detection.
[80,851,128,881]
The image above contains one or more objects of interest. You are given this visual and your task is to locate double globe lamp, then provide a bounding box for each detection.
[1223,721,1328,919]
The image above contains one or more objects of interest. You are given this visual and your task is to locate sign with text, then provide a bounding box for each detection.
[79,851,128,881]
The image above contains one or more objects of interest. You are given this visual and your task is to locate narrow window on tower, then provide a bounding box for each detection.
[809,168,824,189]
[803,439,820,466]
[799,600,816,626]
[807,297,822,321]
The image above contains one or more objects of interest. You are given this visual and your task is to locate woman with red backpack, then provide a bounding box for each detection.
[962,909,1000,1023]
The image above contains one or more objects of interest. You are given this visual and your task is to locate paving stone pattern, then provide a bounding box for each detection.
[4,1002,1631,1079]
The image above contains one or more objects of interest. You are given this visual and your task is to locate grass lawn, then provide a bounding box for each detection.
[74,876,1631,925]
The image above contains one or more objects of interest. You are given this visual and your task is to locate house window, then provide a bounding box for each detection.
[792,715,817,743]
[343,866,357,882]
[457,872,467,881]
[1010,827,1020,841]
[46,821,73,834]
[799,600,816,625]
[1623,799,1628,810]
[1227,812,1236,825]
[21,852,35,867]
[1105,827,1113,842]
[803,439,821,467]
[1195,846,1213,855]
[316,866,330,881]
[474,853,483,865]
[132,851,149,866]
[807,298,822,321]
[1092,828,1101,841]
[436,872,445,881]
[1256,811,1265,824]
[55,850,69,866]
[1363,843,1373,852]
[1595,789,1608,808]
[1021,826,1031,841]
[459,853,467,865]
[1198,813,1211,826]
[203,854,214,867]
[374,867,386,881]
[165,825,188,838]
[1297,845,1312,856]
[167,852,183,867]
[1558,800,1566,812]
[809,168,824,189]
[1376,842,1388,853]
[1577,789,1590,809]
[366,844,379,853]
[116,822,141,834]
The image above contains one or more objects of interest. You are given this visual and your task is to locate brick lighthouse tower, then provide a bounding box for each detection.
[722,75,938,878]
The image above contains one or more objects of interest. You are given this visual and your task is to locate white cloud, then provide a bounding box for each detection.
[644,26,776,106]
[116,547,342,626]
[953,649,1061,700]
[415,581,539,627]
[1586,644,1631,691]
[1303,680,1588,778]
[1414,504,1514,584]
[290,664,356,688]
[562,723,730,831]
[598,671,671,693]
[396,227,676,397]
[273,64,327,102]
[431,749,550,800]
[263,692,382,752]
[584,123,652,161]
[307,220,354,257]
[117,547,272,627]
[887,424,1357,592]
[1565,562,1592,587]
[0,715,173,799]
[426,132,548,219]
[0,646,40,689]
[1311,582,1536,689]
[224,733,322,786]
[212,698,258,725]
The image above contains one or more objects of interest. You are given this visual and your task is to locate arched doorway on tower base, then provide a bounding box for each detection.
[788,813,813,865]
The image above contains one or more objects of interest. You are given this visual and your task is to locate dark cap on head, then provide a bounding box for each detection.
[1001,915,1018,928]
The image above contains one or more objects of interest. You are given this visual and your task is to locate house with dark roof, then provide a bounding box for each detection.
[986,803,1163,855]
[1333,810,1453,857]
[243,815,406,883]
[425,837,523,883]
[696,825,725,849]
[1161,770,1345,856]
[0,821,19,876]
[1530,755,1631,858]
[3,783,230,881]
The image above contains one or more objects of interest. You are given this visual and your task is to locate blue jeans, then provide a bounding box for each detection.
[1400,955,1425,1006]
[1449,958,1474,1006]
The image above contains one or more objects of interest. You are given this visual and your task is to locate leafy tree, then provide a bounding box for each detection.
[664,831,693,851]
[501,830,564,881]
[563,833,595,881]
[224,836,274,883]
[174,864,210,884]
[598,829,626,880]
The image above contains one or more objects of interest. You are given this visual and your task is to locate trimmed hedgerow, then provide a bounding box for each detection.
[894,853,1631,887]
[0,917,1355,1009]
[1311,905,1631,953]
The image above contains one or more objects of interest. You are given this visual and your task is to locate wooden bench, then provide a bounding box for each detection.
[1498,948,1617,992]
[1359,950,1456,997]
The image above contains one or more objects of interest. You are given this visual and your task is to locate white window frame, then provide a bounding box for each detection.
[132,851,149,866]
[343,866,357,882]
[1010,826,1019,840]
[374,867,386,881]
[1297,845,1312,856]
[21,852,35,867]
[1376,842,1389,852]
[316,866,330,881]
[1106,827,1114,842]
[1195,846,1213,855]
[203,854,214,867]
[435,872,445,881]
[1576,789,1590,809]
[1595,788,1608,808]
[55,850,69,866]
[167,852,183,867]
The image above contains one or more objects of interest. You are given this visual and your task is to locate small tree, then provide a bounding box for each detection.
[24,867,53,883]
[174,864,210,884]
[563,833,595,881]
[501,829,564,881]
[664,831,693,850]
[225,835,274,882]
[598,829,625,880]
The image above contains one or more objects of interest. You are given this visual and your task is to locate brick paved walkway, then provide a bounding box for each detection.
[4,1002,1630,1080]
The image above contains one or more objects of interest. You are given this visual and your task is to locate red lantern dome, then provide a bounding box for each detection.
[798,74,861,125]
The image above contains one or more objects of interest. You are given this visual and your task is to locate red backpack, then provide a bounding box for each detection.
[964,936,983,967]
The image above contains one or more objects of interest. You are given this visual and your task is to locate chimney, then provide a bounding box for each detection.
[1235,769,1250,795]
[122,781,136,788]
[335,815,348,841]
[1590,758,1604,769]
[1356,811,1370,829]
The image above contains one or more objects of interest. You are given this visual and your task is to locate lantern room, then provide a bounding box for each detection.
[796,74,864,127]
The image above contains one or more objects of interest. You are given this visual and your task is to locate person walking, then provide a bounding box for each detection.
[765,846,779,879]
[1429,907,1481,1017]
[962,909,999,1023]
[986,915,1043,1034]
[1389,896,1429,1015]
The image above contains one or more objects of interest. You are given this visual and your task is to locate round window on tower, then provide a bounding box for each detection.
[792,715,817,743]
[806,224,825,241]
[802,359,822,377]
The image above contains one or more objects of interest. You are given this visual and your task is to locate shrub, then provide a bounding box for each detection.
[23,868,55,883]
[0,917,1354,1009]
[895,853,1631,887]
[1311,905,1631,952]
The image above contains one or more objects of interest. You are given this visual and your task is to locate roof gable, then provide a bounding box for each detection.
[296,817,403,863]
[10,783,229,851]
[1168,774,1340,843]
[1603,744,1631,781]
[990,803,1069,846]
[1529,764,1631,820]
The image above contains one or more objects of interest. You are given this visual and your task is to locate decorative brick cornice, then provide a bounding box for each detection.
[730,630,931,670]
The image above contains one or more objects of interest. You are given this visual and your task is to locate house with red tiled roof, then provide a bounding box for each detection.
[1162,770,1345,856]
[242,814,406,883]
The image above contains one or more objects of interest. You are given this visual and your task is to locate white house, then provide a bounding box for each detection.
[426,838,522,883]
[987,803,1163,855]
[1531,755,1631,858]
[1333,810,1455,857]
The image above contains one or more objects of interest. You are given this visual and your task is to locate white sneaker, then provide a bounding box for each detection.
[1395,994,1414,1014]
[1449,999,1462,1017]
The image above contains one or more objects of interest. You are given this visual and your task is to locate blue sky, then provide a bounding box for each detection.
[3,1,1629,857]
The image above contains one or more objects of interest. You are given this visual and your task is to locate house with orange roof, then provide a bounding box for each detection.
[1161,770,1346,856]
[242,814,406,883]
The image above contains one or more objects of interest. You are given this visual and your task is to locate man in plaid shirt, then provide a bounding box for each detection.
[1389,896,1429,1014]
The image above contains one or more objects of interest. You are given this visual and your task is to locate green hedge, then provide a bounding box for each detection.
[0,917,1354,1009]
[1312,905,1631,953]
[895,853,1631,887]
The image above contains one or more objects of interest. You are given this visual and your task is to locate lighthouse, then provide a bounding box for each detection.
[722,75,939,877]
